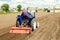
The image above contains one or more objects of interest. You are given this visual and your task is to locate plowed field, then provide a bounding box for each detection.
[0,12,60,40]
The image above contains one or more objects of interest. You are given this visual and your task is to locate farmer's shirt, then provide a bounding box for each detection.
[22,10,32,18]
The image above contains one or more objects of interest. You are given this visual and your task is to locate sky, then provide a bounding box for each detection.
[0,0,60,8]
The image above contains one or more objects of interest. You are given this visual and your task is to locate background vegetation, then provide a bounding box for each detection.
[0,3,22,14]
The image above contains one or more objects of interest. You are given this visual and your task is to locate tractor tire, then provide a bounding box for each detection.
[16,20,19,27]
[36,22,39,28]
[32,27,34,31]
[31,21,36,31]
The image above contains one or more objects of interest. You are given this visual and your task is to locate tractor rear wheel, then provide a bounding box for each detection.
[16,20,19,27]
[36,22,39,28]
[31,21,36,31]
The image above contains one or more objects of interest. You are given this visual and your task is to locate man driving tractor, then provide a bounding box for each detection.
[21,8,35,27]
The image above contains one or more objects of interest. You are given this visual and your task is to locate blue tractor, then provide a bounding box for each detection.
[10,13,39,34]
[16,13,35,27]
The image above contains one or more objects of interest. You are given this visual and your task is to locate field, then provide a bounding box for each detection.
[0,11,19,14]
[0,12,60,40]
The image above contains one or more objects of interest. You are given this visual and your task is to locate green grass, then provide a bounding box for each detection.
[0,11,19,15]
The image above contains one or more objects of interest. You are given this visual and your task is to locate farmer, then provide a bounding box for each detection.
[21,8,29,19]
[21,8,35,27]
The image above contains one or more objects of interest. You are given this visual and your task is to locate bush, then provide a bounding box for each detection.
[43,8,48,12]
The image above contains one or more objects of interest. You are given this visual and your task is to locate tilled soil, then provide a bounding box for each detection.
[0,12,60,40]
[0,14,19,29]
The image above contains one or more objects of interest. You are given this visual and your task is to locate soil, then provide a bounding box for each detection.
[0,12,60,40]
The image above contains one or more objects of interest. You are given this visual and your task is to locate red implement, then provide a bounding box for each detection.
[10,26,32,34]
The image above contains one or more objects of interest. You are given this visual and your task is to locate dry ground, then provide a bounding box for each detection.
[0,12,60,40]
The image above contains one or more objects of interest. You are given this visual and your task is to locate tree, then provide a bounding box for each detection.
[17,5,22,12]
[43,8,48,12]
[1,4,9,12]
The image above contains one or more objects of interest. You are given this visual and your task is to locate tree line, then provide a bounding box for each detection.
[1,3,22,12]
